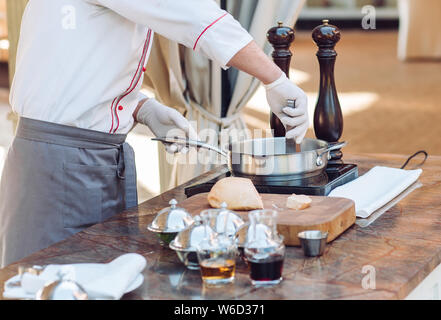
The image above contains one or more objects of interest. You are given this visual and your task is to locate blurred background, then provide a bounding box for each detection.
[0,0,440,203]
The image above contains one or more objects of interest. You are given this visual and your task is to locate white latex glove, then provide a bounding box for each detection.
[265,72,309,143]
[136,98,198,154]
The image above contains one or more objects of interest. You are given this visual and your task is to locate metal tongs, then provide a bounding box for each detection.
[151,137,228,157]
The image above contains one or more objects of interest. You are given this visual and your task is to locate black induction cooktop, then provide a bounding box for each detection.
[184,163,358,198]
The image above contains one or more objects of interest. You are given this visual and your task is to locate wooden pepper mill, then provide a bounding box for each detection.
[267,21,295,137]
[312,20,344,162]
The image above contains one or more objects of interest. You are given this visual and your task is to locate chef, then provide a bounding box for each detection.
[0,0,309,267]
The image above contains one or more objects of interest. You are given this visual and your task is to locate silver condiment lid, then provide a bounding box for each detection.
[169,216,215,252]
[147,199,194,233]
[210,202,245,237]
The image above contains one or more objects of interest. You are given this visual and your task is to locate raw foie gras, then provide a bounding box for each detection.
[207,177,264,211]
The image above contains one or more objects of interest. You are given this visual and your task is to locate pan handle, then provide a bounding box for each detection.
[316,141,348,166]
[151,137,228,158]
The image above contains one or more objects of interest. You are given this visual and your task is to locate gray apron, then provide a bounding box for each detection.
[0,117,138,267]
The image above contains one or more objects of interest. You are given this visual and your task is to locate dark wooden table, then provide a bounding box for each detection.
[1,153,440,300]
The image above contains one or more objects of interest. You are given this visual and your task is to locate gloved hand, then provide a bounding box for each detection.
[265,72,309,143]
[136,98,198,154]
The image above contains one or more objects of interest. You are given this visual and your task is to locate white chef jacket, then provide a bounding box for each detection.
[10,0,253,134]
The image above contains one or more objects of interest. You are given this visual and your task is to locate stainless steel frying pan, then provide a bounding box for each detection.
[152,137,347,180]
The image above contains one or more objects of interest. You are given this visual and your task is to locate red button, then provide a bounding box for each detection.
[142,67,146,72]
[118,106,124,111]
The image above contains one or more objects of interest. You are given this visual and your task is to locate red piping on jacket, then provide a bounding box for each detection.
[193,13,228,51]
[109,30,153,133]
[109,96,118,134]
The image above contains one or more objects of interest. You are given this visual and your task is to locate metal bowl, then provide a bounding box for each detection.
[297,230,328,257]
[169,217,215,269]
[154,232,179,246]
[169,217,213,252]
[147,199,194,246]
[173,249,200,270]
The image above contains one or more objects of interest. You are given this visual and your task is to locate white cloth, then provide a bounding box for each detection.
[329,166,423,219]
[3,253,146,300]
[10,0,253,134]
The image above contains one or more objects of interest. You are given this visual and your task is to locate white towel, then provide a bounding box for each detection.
[3,253,146,300]
[328,166,423,218]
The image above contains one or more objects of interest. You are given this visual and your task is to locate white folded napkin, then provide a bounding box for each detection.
[328,166,423,218]
[3,253,146,300]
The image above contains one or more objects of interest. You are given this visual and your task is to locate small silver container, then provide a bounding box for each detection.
[174,250,199,270]
[147,199,194,247]
[297,230,328,257]
[169,217,215,270]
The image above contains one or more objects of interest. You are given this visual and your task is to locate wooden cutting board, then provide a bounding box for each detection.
[179,193,356,246]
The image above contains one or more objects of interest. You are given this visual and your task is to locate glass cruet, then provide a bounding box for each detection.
[195,207,238,285]
[244,209,285,286]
